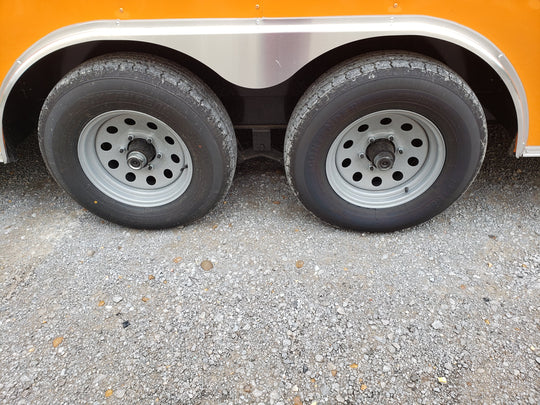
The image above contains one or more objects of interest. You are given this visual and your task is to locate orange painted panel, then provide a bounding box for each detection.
[263,0,540,148]
[0,1,261,83]
[1,0,539,147]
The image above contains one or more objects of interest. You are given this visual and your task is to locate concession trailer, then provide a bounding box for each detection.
[1,1,538,231]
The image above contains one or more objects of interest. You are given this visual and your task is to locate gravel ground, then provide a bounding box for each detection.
[0,125,538,404]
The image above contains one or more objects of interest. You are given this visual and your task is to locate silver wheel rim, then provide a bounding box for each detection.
[326,109,445,208]
[78,110,193,207]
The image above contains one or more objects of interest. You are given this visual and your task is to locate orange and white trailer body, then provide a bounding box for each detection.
[0,1,538,231]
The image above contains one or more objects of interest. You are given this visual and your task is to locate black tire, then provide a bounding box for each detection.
[39,53,236,229]
[284,52,487,232]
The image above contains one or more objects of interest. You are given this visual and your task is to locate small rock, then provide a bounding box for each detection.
[113,296,123,303]
[315,354,324,362]
[93,375,106,385]
[253,389,263,397]
[336,394,345,403]
[293,396,303,405]
[243,384,252,393]
[295,260,304,269]
[52,337,64,348]
[201,260,213,271]
[536,357,540,365]
[87,250,95,257]
[20,375,33,389]
[431,320,444,330]
[383,365,391,373]
[337,307,345,315]
[114,389,126,399]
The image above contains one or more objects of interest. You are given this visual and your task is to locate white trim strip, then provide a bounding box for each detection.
[522,146,540,157]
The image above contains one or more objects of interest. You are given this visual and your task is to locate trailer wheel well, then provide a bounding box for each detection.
[285,36,516,133]
[3,35,516,158]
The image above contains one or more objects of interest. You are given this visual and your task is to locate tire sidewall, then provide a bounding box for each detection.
[290,75,485,231]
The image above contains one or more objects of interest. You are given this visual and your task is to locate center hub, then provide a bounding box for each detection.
[366,139,396,171]
[126,138,156,170]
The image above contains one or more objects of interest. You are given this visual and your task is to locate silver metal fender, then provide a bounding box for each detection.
[0,16,529,162]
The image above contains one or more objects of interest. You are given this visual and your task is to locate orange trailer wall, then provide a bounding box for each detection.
[1,0,539,148]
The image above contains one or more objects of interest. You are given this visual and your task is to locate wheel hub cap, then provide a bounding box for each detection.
[366,139,396,171]
[126,138,156,170]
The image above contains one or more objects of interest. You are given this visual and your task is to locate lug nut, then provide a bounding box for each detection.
[156,153,162,159]
[388,135,394,141]
[368,137,375,144]
[359,152,365,159]
[398,148,404,154]
[146,138,153,144]
[127,135,134,141]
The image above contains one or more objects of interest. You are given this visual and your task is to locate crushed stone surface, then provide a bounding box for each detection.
[0,126,538,404]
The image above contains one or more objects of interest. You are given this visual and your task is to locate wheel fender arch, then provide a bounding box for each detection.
[0,15,528,162]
